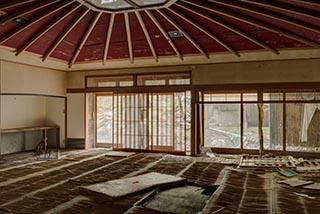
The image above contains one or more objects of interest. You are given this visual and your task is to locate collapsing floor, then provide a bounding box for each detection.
[0,150,319,213]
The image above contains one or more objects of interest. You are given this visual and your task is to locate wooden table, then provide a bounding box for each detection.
[0,125,60,149]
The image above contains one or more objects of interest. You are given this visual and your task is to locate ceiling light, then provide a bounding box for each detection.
[168,30,183,38]
[11,16,29,24]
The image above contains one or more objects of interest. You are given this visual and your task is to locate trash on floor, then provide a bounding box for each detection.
[238,155,296,168]
[278,166,298,177]
[278,178,314,187]
[81,172,187,201]
[303,182,320,190]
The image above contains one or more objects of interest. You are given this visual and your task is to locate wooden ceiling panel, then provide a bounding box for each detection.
[27,6,84,55]
[129,12,153,58]
[151,10,199,55]
[3,11,60,49]
[139,11,175,57]
[50,10,95,61]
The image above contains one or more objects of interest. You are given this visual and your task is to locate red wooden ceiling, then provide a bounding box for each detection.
[0,0,319,67]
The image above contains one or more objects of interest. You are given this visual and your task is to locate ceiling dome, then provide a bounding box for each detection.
[0,0,319,68]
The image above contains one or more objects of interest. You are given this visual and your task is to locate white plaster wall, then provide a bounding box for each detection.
[46,97,66,148]
[67,94,84,139]
[0,95,47,129]
[0,60,67,154]
[0,95,46,154]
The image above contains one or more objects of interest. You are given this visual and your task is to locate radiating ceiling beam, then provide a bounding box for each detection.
[212,0,320,34]
[156,9,209,59]
[135,11,158,62]
[69,12,102,67]
[145,10,183,60]
[0,0,36,11]
[124,12,134,64]
[0,0,74,45]
[183,0,320,48]
[42,8,90,62]
[167,7,240,57]
[0,0,61,24]
[15,3,81,56]
[103,13,115,65]
[176,2,279,55]
[290,0,320,6]
[242,0,320,20]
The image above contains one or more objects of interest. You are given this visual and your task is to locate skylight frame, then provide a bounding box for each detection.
[78,0,177,13]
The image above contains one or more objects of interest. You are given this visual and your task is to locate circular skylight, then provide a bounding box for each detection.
[85,0,170,11]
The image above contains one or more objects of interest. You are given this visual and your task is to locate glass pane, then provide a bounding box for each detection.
[119,81,134,87]
[97,96,113,144]
[169,78,190,85]
[243,104,259,149]
[204,104,241,148]
[286,103,320,152]
[133,0,167,6]
[263,93,283,101]
[87,75,133,87]
[98,81,116,87]
[263,103,283,150]
[145,80,166,86]
[203,93,241,102]
[137,73,190,86]
[89,0,131,9]
[243,93,258,101]
[286,92,320,101]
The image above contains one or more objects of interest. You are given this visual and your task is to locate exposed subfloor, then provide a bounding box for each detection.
[0,149,319,214]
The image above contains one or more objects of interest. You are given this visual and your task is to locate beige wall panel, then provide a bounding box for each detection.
[1,61,67,96]
[67,94,84,138]
[46,97,66,148]
[0,95,46,129]
[192,59,320,85]
[67,59,320,89]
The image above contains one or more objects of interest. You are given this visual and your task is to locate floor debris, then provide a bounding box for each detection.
[303,182,320,190]
[142,185,212,214]
[278,178,314,187]
[293,192,316,199]
[81,172,187,200]
[277,166,297,177]
[238,155,296,168]
[105,151,136,157]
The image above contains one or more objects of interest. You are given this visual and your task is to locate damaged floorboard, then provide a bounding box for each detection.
[0,151,320,213]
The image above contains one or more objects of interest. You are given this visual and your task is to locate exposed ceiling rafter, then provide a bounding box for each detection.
[0,0,36,11]
[135,11,158,62]
[124,12,134,63]
[183,0,320,48]
[156,9,209,59]
[0,0,75,45]
[176,2,279,55]
[103,13,115,65]
[167,7,240,57]
[15,3,81,56]
[0,0,61,25]
[69,12,102,67]
[42,7,90,62]
[290,0,320,6]
[241,0,320,20]
[212,0,320,34]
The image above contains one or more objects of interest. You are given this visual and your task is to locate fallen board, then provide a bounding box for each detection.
[105,151,136,157]
[278,178,314,187]
[81,172,187,200]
